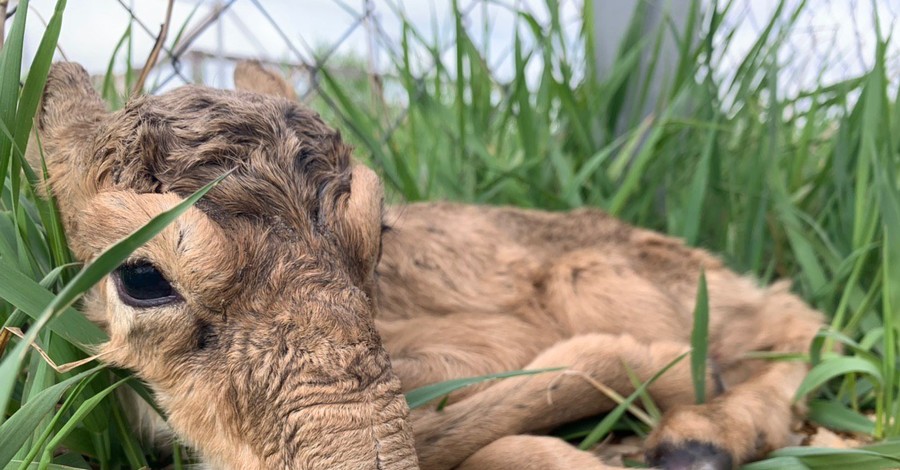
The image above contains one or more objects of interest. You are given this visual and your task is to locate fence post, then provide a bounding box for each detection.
[0,0,8,50]
[592,0,694,135]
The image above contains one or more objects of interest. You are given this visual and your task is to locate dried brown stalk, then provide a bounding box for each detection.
[132,0,175,97]
[546,369,656,428]
[3,327,115,373]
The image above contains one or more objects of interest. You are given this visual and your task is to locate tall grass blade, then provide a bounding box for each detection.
[690,270,709,404]
[0,366,103,467]
[38,378,130,470]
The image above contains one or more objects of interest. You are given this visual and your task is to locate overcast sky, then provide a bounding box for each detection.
[10,0,900,95]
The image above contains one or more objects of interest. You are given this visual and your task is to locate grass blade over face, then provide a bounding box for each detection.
[0,264,105,347]
[0,171,230,427]
[24,170,229,333]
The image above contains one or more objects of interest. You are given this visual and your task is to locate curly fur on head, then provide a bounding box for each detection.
[33,62,414,470]
[90,86,353,231]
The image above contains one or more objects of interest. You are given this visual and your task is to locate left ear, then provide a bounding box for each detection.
[28,62,110,235]
[233,60,297,100]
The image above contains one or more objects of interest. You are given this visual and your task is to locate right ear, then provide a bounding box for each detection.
[327,164,384,299]
[233,61,297,100]
[28,62,110,233]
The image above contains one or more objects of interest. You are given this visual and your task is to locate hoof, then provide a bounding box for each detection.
[646,440,733,470]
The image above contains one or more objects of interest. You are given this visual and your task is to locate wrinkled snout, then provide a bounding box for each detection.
[225,327,420,470]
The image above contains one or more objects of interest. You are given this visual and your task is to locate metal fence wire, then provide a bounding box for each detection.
[13,0,900,129]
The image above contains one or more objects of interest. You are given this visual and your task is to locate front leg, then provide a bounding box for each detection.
[412,333,712,470]
[645,288,822,469]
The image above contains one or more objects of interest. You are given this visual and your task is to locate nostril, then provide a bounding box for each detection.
[196,321,216,350]
[646,440,733,470]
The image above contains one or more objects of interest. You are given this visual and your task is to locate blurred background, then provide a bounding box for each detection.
[12,0,900,99]
[9,0,900,292]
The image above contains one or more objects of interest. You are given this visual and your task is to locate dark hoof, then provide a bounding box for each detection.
[646,440,733,470]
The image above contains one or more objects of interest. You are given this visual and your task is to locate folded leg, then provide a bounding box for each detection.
[644,287,822,468]
[412,333,713,469]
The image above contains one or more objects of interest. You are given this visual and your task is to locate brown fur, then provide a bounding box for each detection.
[31,62,824,470]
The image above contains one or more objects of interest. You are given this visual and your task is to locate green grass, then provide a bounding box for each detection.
[2,0,900,468]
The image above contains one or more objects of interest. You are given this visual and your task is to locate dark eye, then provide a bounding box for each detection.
[114,261,181,308]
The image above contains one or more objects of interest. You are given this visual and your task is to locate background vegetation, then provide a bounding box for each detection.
[2,0,900,468]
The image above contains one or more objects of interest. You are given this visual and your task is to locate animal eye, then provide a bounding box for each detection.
[114,261,181,308]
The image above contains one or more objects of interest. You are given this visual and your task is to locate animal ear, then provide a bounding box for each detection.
[233,61,297,100]
[27,62,109,235]
[27,62,108,173]
[331,164,384,292]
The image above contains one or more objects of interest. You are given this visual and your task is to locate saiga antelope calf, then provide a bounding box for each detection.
[28,61,823,469]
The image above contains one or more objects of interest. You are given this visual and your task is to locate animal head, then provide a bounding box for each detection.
[31,61,417,469]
